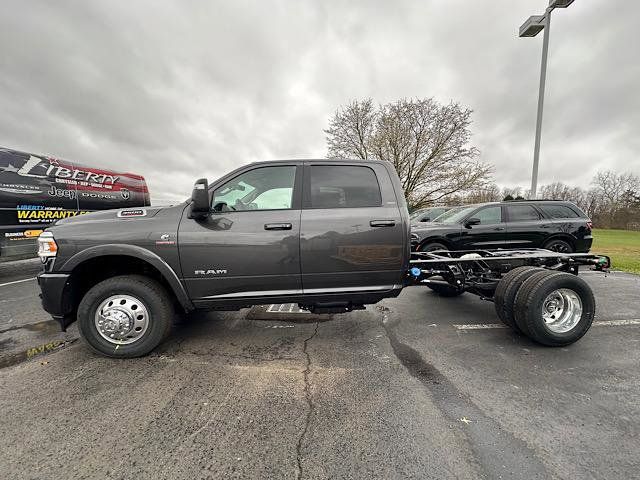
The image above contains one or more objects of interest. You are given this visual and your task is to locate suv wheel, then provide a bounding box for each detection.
[420,242,449,253]
[77,275,173,358]
[543,238,573,253]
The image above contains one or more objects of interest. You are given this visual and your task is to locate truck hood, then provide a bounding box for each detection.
[53,206,167,227]
[411,222,462,239]
[411,222,457,232]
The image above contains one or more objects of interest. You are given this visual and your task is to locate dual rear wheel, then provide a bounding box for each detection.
[494,267,595,346]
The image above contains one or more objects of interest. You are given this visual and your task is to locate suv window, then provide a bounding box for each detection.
[212,166,296,211]
[308,165,381,208]
[507,204,541,222]
[539,204,581,219]
[473,206,502,224]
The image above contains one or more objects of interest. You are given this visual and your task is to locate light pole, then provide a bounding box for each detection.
[519,0,575,198]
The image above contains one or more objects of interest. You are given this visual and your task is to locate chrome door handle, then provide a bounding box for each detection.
[370,220,396,227]
[493,227,505,231]
[264,223,292,230]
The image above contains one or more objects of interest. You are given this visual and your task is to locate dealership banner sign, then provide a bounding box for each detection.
[0,147,150,224]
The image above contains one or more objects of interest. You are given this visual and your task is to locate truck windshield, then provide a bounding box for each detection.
[433,205,477,224]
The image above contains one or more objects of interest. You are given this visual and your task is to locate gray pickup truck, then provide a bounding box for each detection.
[37,159,610,357]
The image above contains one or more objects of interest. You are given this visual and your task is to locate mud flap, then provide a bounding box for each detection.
[53,313,76,332]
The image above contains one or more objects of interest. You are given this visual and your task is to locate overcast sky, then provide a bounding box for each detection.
[1,0,638,203]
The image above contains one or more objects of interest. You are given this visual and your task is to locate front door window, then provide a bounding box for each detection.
[212,166,296,211]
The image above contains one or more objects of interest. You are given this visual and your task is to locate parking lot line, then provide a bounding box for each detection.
[594,319,640,326]
[453,319,640,330]
[0,277,37,288]
[453,323,507,330]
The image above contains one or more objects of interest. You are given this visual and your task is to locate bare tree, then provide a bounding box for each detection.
[501,186,522,200]
[592,170,640,213]
[539,182,572,200]
[325,98,492,209]
[325,99,376,161]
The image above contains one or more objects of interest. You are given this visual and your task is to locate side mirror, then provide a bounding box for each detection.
[188,178,210,219]
[420,217,430,222]
[212,201,229,213]
[465,217,481,228]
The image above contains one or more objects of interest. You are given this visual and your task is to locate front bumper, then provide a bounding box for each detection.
[37,272,74,330]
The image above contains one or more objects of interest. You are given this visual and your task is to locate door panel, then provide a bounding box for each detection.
[178,164,302,300]
[300,163,404,292]
[179,210,301,299]
[458,205,506,249]
[505,204,547,248]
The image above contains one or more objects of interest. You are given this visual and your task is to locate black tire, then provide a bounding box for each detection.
[512,270,558,337]
[77,275,174,358]
[493,266,545,332]
[426,282,465,297]
[420,242,449,253]
[514,272,595,346]
[543,238,574,253]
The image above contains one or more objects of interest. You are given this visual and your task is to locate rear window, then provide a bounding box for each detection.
[507,205,541,221]
[308,165,382,208]
[539,204,582,219]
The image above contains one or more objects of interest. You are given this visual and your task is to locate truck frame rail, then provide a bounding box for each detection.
[406,248,610,347]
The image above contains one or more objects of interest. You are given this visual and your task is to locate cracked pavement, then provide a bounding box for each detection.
[1,269,639,479]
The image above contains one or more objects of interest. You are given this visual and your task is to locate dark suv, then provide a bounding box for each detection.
[409,206,454,223]
[411,200,593,253]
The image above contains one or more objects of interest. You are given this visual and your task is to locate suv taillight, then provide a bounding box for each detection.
[37,232,58,261]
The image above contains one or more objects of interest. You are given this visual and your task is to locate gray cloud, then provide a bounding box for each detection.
[1,0,638,203]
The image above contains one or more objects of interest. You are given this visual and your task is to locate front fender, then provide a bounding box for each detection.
[60,244,194,312]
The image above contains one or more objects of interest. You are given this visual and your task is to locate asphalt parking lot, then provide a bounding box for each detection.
[0,259,639,479]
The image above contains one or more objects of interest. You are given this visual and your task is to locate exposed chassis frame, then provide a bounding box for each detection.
[407,249,610,299]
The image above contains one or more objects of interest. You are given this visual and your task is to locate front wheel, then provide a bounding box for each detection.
[420,242,449,253]
[77,275,174,358]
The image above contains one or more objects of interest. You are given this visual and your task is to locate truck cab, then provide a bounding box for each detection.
[37,159,410,357]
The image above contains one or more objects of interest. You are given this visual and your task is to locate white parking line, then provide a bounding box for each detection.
[453,323,507,330]
[0,277,37,288]
[594,319,640,327]
[453,319,640,330]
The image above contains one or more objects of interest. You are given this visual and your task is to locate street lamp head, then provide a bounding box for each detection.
[519,15,546,37]
[549,0,575,8]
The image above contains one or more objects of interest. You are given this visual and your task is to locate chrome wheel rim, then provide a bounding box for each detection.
[94,295,149,344]
[541,288,582,333]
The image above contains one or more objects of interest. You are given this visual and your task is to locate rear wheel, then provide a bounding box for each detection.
[493,266,544,332]
[514,272,595,346]
[543,238,574,253]
[77,275,174,358]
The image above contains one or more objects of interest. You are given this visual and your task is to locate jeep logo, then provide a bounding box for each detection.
[195,269,228,275]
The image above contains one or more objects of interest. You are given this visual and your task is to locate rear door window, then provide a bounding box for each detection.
[507,205,541,222]
[539,204,581,219]
[307,165,382,208]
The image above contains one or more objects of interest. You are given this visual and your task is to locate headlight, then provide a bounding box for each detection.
[37,232,58,260]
